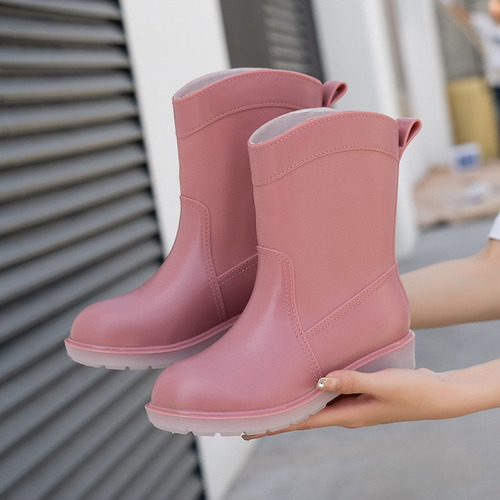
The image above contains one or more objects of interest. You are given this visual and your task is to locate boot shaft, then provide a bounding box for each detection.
[172,69,346,276]
[249,109,421,331]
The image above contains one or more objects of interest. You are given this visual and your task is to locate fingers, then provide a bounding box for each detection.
[242,403,342,441]
[318,369,381,396]
[292,394,379,429]
[242,393,379,440]
[242,417,317,441]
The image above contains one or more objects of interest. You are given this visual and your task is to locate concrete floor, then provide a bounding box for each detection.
[226,217,500,500]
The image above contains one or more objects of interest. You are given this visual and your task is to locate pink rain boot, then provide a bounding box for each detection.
[146,107,421,435]
[65,69,347,369]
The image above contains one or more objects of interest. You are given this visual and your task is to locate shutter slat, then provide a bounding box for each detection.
[0,216,158,306]
[7,380,156,500]
[0,0,121,20]
[0,370,145,496]
[0,245,161,346]
[262,0,298,13]
[263,17,306,38]
[83,428,172,500]
[266,30,307,51]
[0,96,137,135]
[0,144,146,202]
[0,168,150,235]
[0,366,103,458]
[0,73,133,103]
[273,60,308,72]
[0,348,74,418]
[0,193,154,270]
[0,121,142,169]
[0,46,129,69]
[262,2,305,28]
[152,452,201,500]
[0,16,124,44]
[50,414,155,500]
[118,435,195,500]
[269,45,309,64]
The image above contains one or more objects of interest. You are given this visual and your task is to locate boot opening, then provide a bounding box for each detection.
[174,68,259,99]
[249,108,337,144]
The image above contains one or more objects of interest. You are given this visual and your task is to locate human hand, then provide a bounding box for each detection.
[242,366,481,440]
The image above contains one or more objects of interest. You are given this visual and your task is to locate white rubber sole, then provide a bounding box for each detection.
[64,318,236,370]
[145,331,416,436]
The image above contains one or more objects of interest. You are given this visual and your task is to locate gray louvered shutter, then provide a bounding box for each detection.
[0,1,204,499]
[220,0,324,80]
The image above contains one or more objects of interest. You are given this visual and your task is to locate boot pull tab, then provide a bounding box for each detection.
[323,81,348,107]
[397,118,422,159]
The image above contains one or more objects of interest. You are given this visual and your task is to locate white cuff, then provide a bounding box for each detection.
[488,211,500,240]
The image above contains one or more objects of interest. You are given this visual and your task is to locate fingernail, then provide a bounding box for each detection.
[317,377,340,390]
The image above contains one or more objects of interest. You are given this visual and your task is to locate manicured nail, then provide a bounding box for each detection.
[317,377,340,390]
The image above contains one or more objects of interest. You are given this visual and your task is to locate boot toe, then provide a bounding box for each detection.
[70,299,128,348]
[150,357,237,413]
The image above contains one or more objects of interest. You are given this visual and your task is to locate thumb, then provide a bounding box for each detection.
[317,370,376,395]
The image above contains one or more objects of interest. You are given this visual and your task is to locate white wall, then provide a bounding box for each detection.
[391,0,453,254]
[393,0,453,185]
[312,0,400,115]
[120,1,257,499]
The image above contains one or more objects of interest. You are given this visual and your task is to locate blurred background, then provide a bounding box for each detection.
[1,0,499,499]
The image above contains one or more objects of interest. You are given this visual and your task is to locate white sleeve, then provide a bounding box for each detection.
[488,211,500,240]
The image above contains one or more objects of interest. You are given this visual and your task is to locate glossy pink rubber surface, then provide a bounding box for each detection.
[147,108,422,434]
[65,69,344,369]
[146,331,415,435]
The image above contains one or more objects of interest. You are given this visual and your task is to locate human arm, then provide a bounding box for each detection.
[403,238,500,329]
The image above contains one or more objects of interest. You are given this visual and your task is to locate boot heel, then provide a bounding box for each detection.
[356,331,416,373]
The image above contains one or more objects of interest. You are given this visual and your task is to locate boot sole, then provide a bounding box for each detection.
[145,331,415,435]
[64,317,237,370]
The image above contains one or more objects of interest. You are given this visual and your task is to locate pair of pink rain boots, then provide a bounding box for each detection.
[65,68,421,436]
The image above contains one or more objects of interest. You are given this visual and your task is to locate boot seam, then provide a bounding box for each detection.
[306,263,398,340]
[218,255,258,285]
[174,71,323,104]
[252,145,398,185]
[176,101,306,138]
[183,196,227,323]
[258,246,322,379]
[254,187,265,247]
